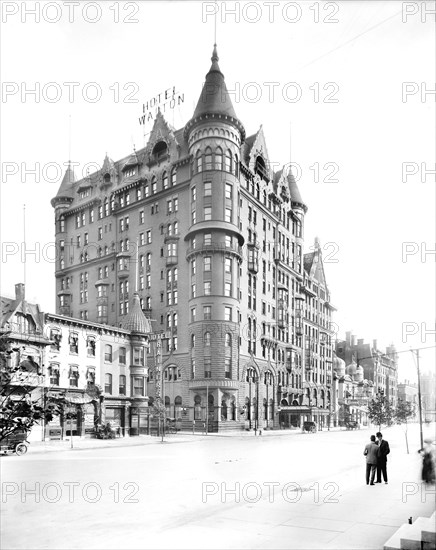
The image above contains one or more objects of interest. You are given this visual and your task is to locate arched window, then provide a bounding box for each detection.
[119,375,126,395]
[171,167,177,186]
[153,140,168,161]
[175,396,183,419]
[256,183,260,200]
[194,395,202,420]
[225,150,232,172]
[165,396,171,417]
[208,393,215,421]
[205,147,213,170]
[204,332,211,346]
[162,171,168,190]
[214,147,223,170]
[221,396,228,420]
[255,156,267,180]
[151,176,157,194]
[196,150,202,173]
[234,153,239,177]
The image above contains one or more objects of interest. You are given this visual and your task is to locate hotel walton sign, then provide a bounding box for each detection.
[138,86,185,125]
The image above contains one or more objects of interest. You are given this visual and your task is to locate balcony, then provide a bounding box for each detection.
[186,242,243,261]
[247,259,259,273]
[164,232,180,243]
[166,255,178,266]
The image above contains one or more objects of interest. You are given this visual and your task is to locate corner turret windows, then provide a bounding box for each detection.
[205,147,213,170]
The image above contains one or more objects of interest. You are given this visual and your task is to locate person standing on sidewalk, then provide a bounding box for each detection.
[375,431,390,484]
[364,435,379,485]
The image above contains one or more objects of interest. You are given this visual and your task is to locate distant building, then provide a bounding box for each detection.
[1,283,152,440]
[421,371,436,422]
[397,380,418,421]
[331,352,374,426]
[336,332,398,407]
[1,284,52,441]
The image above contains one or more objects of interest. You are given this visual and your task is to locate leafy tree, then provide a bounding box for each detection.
[368,390,394,431]
[394,399,416,454]
[152,401,167,442]
[0,333,61,443]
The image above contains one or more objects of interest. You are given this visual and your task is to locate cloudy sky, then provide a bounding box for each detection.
[1,1,434,381]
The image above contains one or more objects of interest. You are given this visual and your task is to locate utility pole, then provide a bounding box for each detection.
[413,348,424,450]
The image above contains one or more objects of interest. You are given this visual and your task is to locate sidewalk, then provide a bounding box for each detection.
[26,425,354,454]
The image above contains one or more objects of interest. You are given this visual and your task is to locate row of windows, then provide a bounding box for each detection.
[61,168,178,232]
[191,358,232,379]
[191,332,232,348]
[190,306,233,322]
[192,148,239,176]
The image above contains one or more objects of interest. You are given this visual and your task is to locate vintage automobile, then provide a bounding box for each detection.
[0,430,29,455]
[345,420,360,430]
[302,421,317,433]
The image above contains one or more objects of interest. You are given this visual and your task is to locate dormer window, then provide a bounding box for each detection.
[124,167,135,178]
[153,141,168,162]
[104,173,111,184]
[255,156,268,181]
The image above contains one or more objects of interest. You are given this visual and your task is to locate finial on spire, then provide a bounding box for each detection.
[211,43,219,63]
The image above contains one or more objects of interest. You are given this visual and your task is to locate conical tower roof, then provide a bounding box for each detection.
[122,292,152,334]
[51,163,76,206]
[193,44,238,119]
[287,170,307,212]
[186,45,245,140]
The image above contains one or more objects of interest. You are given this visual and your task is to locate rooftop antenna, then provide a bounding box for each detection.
[289,121,292,176]
[23,204,26,288]
[68,114,72,165]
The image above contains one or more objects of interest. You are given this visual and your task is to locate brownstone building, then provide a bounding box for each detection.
[51,46,336,431]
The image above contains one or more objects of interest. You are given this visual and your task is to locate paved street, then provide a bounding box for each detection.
[1,424,434,549]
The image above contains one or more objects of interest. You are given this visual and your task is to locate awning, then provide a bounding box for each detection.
[64,392,94,405]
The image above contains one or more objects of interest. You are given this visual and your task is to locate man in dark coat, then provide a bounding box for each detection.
[364,435,379,485]
[375,431,390,483]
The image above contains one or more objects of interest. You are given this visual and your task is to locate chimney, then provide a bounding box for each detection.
[15,283,25,301]
[373,339,377,350]
[357,338,364,345]
[351,334,356,346]
[346,331,351,345]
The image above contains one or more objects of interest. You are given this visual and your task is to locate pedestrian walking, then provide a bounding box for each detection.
[375,431,390,484]
[364,435,379,485]
[418,439,435,485]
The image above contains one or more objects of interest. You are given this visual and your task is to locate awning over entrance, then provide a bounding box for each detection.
[64,392,94,405]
